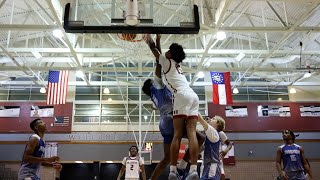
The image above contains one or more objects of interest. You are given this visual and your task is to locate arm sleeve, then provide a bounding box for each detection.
[139,157,145,165]
[205,126,220,143]
[122,157,127,165]
[152,76,164,89]
[219,131,228,144]
[158,55,171,73]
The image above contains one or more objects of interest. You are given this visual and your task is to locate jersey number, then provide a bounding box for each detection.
[130,165,134,170]
[290,155,297,161]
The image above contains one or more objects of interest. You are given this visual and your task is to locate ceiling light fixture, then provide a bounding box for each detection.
[233,88,239,94]
[107,98,112,102]
[75,161,83,163]
[103,87,110,94]
[40,87,46,94]
[289,87,296,94]
[303,70,311,78]
[216,31,226,41]
[76,70,84,78]
[52,29,63,38]
[197,71,205,78]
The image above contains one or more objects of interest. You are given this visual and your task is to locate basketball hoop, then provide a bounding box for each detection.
[117,33,147,42]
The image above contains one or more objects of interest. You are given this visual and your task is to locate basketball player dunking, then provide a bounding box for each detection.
[145,34,200,180]
[117,146,146,180]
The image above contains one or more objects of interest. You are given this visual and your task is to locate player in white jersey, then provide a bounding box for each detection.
[145,34,199,180]
[117,146,146,180]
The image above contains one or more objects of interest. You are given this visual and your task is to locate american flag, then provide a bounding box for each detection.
[46,70,69,105]
[210,72,233,105]
[54,116,70,126]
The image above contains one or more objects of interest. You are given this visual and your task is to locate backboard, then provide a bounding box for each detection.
[63,0,199,34]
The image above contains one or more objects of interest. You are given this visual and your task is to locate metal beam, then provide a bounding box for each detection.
[0,0,7,10]
[0,44,39,85]
[1,66,317,73]
[3,24,320,33]
[1,80,320,87]
[46,0,90,85]
[266,1,287,27]
[3,48,320,55]
[202,26,320,33]
[0,24,57,31]
[240,2,320,86]
[190,0,231,85]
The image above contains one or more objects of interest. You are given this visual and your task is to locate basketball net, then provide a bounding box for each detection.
[117,34,147,74]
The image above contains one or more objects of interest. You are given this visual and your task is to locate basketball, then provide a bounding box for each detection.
[121,33,137,41]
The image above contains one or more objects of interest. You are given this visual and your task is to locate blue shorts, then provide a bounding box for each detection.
[159,116,174,144]
[200,163,221,180]
[285,171,306,180]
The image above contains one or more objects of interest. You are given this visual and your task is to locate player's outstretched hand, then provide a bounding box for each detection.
[280,171,288,180]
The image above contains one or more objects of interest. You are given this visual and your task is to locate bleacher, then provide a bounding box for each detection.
[0,163,18,180]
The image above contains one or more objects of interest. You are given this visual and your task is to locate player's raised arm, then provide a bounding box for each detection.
[155,34,162,54]
[145,34,160,61]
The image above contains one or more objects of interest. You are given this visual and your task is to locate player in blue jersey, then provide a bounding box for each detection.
[143,34,204,180]
[276,130,313,180]
[197,114,225,180]
[18,118,62,180]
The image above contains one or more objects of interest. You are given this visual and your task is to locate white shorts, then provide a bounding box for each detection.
[173,90,199,117]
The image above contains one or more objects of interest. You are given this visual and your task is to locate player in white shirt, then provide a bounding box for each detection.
[218,131,233,180]
[145,34,199,180]
[117,146,146,180]
[197,114,226,180]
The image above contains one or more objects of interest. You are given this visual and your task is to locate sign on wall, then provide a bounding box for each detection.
[144,142,153,151]
[30,106,54,117]
[300,106,320,117]
[257,105,291,117]
[0,106,20,117]
[45,142,58,158]
[225,106,248,117]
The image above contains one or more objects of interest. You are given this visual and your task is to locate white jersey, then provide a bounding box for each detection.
[159,55,192,93]
[219,131,228,152]
[122,156,144,179]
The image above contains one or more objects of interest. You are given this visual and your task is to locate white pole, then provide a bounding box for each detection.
[139,78,142,156]
[125,0,139,26]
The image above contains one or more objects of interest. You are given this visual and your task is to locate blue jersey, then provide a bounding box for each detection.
[19,134,46,180]
[280,144,304,173]
[201,126,221,180]
[150,76,174,144]
[203,126,221,165]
